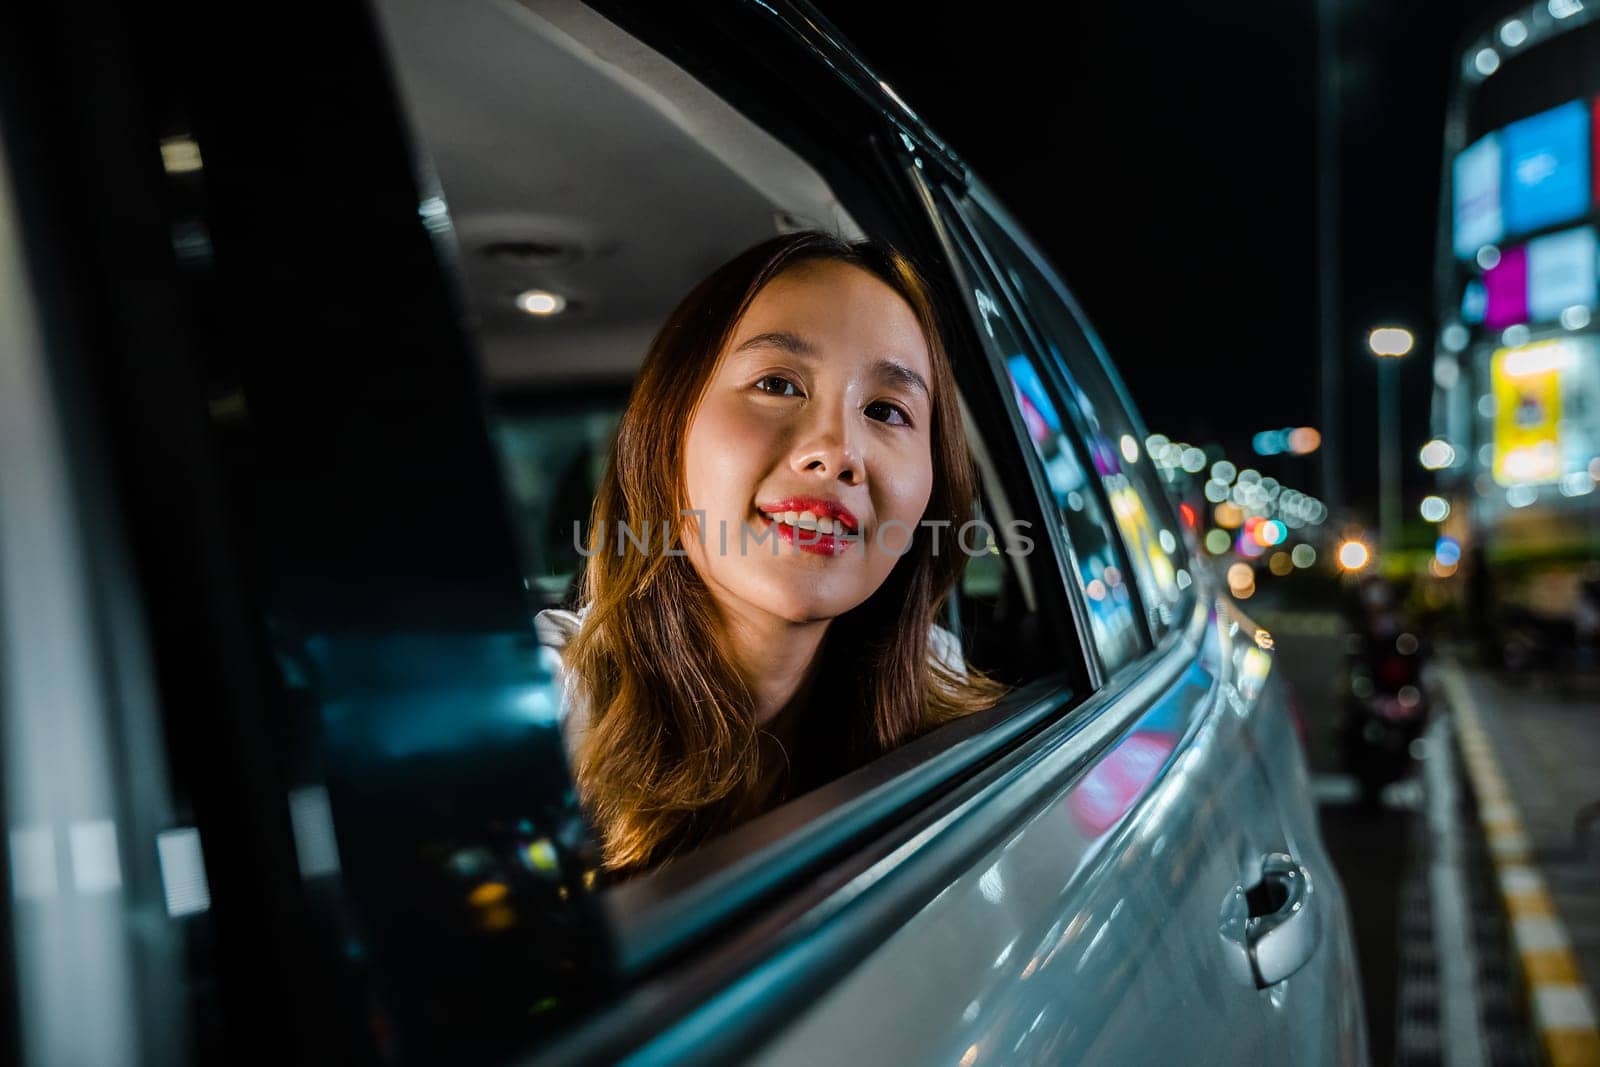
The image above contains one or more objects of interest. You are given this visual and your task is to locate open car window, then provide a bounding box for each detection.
[369,0,1095,992]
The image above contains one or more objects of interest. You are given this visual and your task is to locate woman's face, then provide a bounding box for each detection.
[682,259,936,625]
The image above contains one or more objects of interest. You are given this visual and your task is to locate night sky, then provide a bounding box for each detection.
[823,0,1506,519]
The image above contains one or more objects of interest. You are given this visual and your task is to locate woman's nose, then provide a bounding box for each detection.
[791,404,863,486]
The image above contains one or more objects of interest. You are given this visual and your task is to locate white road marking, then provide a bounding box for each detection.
[1533,985,1600,1030]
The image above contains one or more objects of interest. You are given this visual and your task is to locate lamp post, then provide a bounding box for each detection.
[1367,326,1414,560]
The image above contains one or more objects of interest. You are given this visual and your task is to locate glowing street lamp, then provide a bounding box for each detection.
[1367,326,1414,558]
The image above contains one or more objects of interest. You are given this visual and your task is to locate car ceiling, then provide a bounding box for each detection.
[377,0,861,389]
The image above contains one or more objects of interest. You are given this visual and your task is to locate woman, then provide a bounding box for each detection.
[537,231,1004,875]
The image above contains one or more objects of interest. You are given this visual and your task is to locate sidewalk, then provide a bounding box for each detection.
[1440,656,1600,1066]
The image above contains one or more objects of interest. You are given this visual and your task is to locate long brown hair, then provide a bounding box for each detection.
[565,232,1003,873]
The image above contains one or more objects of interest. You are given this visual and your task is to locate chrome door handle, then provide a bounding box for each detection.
[1218,852,1320,988]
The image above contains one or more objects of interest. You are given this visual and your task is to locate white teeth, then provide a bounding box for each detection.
[759,508,850,536]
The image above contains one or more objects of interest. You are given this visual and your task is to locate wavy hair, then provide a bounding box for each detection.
[564,232,1004,873]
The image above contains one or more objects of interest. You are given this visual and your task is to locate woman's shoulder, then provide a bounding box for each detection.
[928,621,967,680]
[533,605,592,757]
[534,605,587,652]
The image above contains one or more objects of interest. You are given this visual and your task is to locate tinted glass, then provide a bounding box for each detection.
[941,227,1145,673]
[964,198,1197,641]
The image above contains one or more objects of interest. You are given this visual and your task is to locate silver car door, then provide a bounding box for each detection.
[751,605,1301,1064]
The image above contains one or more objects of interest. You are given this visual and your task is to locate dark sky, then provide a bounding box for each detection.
[821,0,1504,518]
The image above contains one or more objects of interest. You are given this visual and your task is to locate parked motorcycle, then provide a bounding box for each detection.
[1339,578,1430,807]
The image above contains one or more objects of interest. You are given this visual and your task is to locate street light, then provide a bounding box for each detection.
[1367,325,1414,559]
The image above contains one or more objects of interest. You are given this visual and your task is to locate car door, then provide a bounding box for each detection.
[950,184,1366,1063]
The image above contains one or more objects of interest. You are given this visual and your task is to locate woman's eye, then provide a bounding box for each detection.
[865,399,912,426]
[753,374,802,398]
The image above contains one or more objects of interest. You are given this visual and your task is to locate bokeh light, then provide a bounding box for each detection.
[1291,544,1316,568]
[1419,495,1450,522]
[1287,427,1322,455]
[1419,439,1456,470]
[1268,551,1293,576]
[1226,562,1256,599]
[1338,540,1370,571]
[1205,528,1232,555]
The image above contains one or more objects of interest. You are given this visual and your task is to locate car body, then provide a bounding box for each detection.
[0,0,1364,1063]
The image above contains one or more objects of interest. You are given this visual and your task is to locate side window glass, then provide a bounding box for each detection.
[943,229,1146,673]
[964,199,1197,641]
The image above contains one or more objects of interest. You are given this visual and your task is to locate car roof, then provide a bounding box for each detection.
[380,0,967,393]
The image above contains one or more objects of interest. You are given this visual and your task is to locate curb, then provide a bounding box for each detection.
[1439,660,1600,1067]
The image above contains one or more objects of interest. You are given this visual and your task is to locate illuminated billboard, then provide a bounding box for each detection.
[1526,224,1598,321]
[1483,245,1528,329]
[1502,101,1591,237]
[1454,133,1503,257]
[1487,337,1600,486]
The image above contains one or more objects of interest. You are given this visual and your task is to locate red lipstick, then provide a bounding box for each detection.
[755,496,860,556]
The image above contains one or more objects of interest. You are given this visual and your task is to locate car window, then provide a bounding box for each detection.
[960,193,1198,642]
[372,0,1088,879]
[936,210,1147,675]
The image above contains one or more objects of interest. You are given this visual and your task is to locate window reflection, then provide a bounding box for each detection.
[965,199,1196,641]
[969,293,1144,672]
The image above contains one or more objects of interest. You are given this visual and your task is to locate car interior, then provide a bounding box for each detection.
[377,0,1046,686]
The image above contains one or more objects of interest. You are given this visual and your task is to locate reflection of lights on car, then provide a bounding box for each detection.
[1253,628,1274,651]
[1418,439,1456,469]
[1066,731,1177,835]
[1419,495,1450,522]
[1337,540,1370,570]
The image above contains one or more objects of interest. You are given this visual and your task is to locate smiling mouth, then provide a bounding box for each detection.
[752,508,858,556]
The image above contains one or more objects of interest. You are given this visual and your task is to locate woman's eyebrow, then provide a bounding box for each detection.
[733,330,816,356]
[734,333,929,399]
[871,358,930,400]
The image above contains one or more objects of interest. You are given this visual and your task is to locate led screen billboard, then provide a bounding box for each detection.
[1526,224,1598,321]
[1502,100,1591,237]
[1454,134,1503,257]
[1483,245,1528,329]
